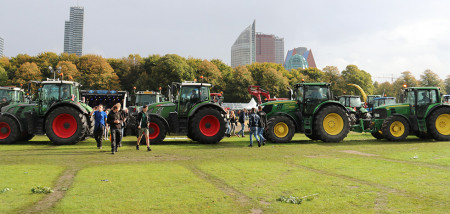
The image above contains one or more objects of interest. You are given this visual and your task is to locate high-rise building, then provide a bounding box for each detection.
[284,47,317,70]
[64,6,84,56]
[0,36,4,57]
[255,33,284,65]
[231,20,255,67]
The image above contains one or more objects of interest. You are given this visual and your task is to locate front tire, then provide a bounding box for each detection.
[45,106,88,145]
[191,107,226,144]
[314,105,350,142]
[371,131,384,140]
[266,115,295,143]
[427,108,450,141]
[148,117,167,144]
[0,116,20,144]
[381,116,409,141]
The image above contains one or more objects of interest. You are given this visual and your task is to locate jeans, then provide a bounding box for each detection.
[257,127,265,142]
[110,128,122,152]
[230,123,236,135]
[225,121,231,134]
[237,122,245,137]
[94,125,105,147]
[119,128,124,146]
[249,126,259,146]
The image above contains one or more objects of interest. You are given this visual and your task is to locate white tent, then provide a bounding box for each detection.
[222,98,258,110]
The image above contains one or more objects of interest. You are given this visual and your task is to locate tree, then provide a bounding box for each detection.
[322,66,345,96]
[445,75,450,95]
[0,66,8,85]
[197,59,224,92]
[150,54,194,90]
[299,67,324,82]
[419,69,446,94]
[246,63,289,97]
[224,66,254,102]
[341,65,374,95]
[374,81,395,97]
[77,55,121,90]
[108,54,144,91]
[392,71,419,99]
[35,52,59,78]
[57,61,81,82]
[13,62,42,85]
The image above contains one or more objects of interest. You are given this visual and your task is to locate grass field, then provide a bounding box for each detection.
[0,133,449,213]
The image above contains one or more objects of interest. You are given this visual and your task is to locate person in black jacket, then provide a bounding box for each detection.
[237,108,247,137]
[119,107,128,147]
[248,108,260,147]
[107,105,123,154]
[136,105,151,151]
[257,106,267,145]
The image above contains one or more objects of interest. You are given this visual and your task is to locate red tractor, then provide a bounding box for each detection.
[248,85,289,105]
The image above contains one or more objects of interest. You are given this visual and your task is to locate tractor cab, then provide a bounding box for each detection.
[337,95,363,109]
[372,97,396,108]
[173,82,211,116]
[210,92,224,105]
[443,95,450,104]
[295,83,332,115]
[135,91,165,106]
[0,86,26,107]
[400,87,442,119]
[38,79,81,115]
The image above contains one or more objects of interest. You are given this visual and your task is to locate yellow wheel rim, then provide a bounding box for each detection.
[435,114,450,135]
[389,121,405,137]
[274,122,289,138]
[323,113,344,135]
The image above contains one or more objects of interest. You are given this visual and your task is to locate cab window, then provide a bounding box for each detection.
[417,90,437,105]
[297,86,304,102]
[406,91,415,105]
[305,86,329,100]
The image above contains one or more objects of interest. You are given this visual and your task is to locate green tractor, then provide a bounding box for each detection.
[337,95,370,126]
[262,82,350,143]
[0,86,27,109]
[353,86,450,141]
[127,90,165,136]
[142,81,227,144]
[0,79,94,144]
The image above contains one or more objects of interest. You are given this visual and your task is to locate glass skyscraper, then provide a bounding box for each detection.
[0,36,4,57]
[64,6,84,56]
[231,20,255,68]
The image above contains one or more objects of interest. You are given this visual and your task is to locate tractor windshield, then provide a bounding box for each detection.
[0,90,16,103]
[41,84,75,102]
[305,85,329,101]
[444,95,450,103]
[349,97,362,108]
[417,89,438,105]
[136,94,158,106]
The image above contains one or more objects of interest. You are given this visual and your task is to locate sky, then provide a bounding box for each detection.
[1,0,449,82]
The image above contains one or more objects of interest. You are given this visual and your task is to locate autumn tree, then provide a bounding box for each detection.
[57,61,81,82]
[197,59,224,92]
[13,62,42,85]
[77,55,120,90]
[374,81,395,97]
[223,66,254,102]
[0,66,8,85]
[445,75,450,95]
[341,65,374,95]
[108,54,144,91]
[149,54,194,90]
[35,52,59,78]
[246,63,289,98]
[419,69,446,94]
[322,66,345,96]
[299,67,324,82]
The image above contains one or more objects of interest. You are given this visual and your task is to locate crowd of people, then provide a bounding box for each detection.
[90,103,268,154]
[225,106,267,147]
[90,103,150,154]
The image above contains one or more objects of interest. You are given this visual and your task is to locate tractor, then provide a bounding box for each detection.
[444,95,450,104]
[367,97,396,112]
[337,95,370,126]
[127,90,165,136]
[261,82,350,143]
[0,79,94,144]
[141,81,227,144]
[0,86,27,109]
[352,86,450,141]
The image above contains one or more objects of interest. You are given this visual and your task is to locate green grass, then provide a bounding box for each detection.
[0,133,448,213]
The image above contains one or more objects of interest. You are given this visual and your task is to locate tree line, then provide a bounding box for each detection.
[0,52,448,102]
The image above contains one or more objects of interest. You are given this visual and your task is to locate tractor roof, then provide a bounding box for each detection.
[136,91,162,95]
[41,79,81,86]
[404,87,442,90]
[0,86,23,91]
[368,95,382,97]
[295,82,330,86]
[374,97,395,100]
[181,81,212,87]
[339,95,360,98]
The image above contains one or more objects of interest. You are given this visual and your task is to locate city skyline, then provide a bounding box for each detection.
[1,0,449,81]
[0,36,3,57]
[64,6,84,56]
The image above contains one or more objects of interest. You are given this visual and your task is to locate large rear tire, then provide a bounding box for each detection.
[147,117,167,144]
[266,115,295,143]
[314,105,350,142]
[45,106,88,145]
[415,132,433,139]
[0,116,20,144]
[305,132,320,141]
[191,107,226,144]
[381,116,409,141]
[427,107,450,141]
[371,131,384,140]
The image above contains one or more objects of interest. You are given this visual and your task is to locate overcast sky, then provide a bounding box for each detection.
[1,0,449,82]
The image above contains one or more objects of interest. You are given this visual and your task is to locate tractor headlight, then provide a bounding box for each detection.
[374,113,380,118]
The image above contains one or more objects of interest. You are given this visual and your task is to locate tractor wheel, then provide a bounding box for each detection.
[266,115,295,143]
[191,107,226,144]
[305,132,320,141]
[0,116,20,144]
[371,131,384,140]
[147,117,167,144]
[45,106,88,145]
[427,108,450,141]
[381,116,409,141]
[314,105,350,142]
[87,114,95,136]
[187,124,200,142]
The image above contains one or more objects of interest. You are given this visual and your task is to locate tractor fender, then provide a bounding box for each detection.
[148,113,170,132]
[188,103,226,118]
[426,104,450,119]
[271,112,300,131]
[312,101,349,116]
[0,112,24,133]
[45,101,89,118]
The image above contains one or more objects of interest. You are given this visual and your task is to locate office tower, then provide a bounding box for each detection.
[284,47,317,70]
[231,20,255,67]
[64,6,84,56]
[255,33,284,64]
[0,36,4,57]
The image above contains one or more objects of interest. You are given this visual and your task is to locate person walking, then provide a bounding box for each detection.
[257,106,267,146]
[229,111,237,136]
[119,107,129,147]
[136,105,151,151]
[248,108,260,147]
[107,105,123,154]
[237,109,247,137]
[225,110,231,137]
[91,105,107,149]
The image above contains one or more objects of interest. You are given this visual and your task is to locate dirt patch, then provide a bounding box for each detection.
[24,167,80,213]
[250,208,263,214]
[340,150,378,157]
